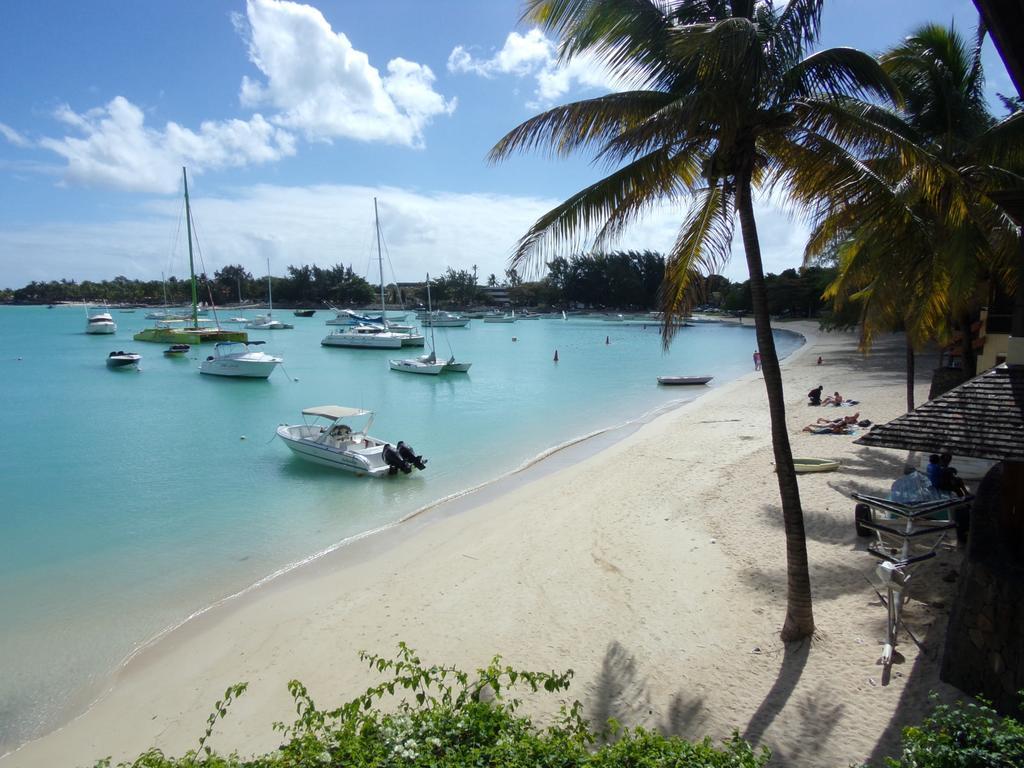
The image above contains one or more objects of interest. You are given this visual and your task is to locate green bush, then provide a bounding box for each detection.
[885,695,1024,768]
[93,643,769,768]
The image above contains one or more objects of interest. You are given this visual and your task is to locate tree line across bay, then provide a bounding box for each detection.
[1,251,843,320]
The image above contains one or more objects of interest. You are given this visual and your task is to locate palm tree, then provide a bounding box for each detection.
[491,0,900,641]
[807,23,1021,386]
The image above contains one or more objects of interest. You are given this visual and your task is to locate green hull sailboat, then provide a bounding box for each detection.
[135,167,247,345]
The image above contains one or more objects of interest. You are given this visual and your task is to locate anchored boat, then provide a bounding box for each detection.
[657,376,713,386]
[200,341,281,379]
[134,168,248,345]
[276,406,427,477]
[106,351,140,369]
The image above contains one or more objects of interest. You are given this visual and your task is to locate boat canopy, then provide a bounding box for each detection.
[302,405,371,420]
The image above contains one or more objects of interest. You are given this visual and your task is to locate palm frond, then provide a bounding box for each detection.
[972,111,1024,171]
[768,0,825,68]
[508,147,697,277]
[523,0,682,89]
[592,147,708,247]
[659,184,734,343]
[488,91,675,163]
[781,47,900,105]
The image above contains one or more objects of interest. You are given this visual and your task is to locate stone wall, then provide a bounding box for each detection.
[941,463,1024,717]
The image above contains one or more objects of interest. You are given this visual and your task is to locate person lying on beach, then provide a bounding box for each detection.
[802,421,853,434]
[811,412,860,427]
[807,385,823,405]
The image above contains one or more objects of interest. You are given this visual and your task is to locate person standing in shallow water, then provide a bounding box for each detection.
[753,350,761,370]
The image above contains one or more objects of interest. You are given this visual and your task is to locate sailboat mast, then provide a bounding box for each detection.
[266,257,273,317]
[161,271,168,309]
[426,273,436,353]
[373,197,386,319]
[182,167,198,327]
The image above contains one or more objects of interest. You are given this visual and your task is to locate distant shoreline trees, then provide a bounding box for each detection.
[1,255,838,317]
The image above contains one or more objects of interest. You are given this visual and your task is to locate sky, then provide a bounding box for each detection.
[0,0,1014,288]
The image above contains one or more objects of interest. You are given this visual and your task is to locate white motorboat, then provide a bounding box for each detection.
[421,312,470,328]
[246,260,293,330]
[483,312,516,323]
[246,315,294,330]
[106,351,140,369]
[199,340,281,378]
[322,324,404,349]
[276,406,427,477]
[86,308,117,334]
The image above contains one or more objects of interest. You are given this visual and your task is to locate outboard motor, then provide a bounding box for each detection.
[382,443,411,475]
[397,441,427,471]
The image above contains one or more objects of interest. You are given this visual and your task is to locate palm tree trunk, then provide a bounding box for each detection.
[906,338,916,412]
[735,169,815,642]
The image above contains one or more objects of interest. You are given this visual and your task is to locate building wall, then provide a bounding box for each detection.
[979,308,1010,371]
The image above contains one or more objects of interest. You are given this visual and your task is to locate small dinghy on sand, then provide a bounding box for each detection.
[793,458,840,473]
[657,376,712,386]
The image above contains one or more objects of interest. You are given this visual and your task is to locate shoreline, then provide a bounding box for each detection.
[1,331,793,761]
[4,322,964,768]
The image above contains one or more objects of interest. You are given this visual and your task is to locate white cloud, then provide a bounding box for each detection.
[237,0,455,146]
[0,184,807,288]
[448,28,621,107]
[37,97,295,194]
[0,122,31,148]
[18,0,453,192]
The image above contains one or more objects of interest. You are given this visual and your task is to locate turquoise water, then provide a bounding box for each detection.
[0,305,801,751]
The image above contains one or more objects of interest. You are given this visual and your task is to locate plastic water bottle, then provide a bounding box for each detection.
[890,470,941,503]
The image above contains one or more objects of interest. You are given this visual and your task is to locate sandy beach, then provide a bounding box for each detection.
[3,322,970,768]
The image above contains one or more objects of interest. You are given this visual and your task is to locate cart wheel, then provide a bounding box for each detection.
[855,503,873,537]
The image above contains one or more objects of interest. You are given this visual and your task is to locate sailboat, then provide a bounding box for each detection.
[135,168,248,345]
[145,273,180,320]
[246,259,293,330]
[390,274,471,375]
[322,199,424,349]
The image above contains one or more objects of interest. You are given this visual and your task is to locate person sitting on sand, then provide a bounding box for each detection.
[822,390,843,406]
[807,385,823,406]
[937,453,967,497]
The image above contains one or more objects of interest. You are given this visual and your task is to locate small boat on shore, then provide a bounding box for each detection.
[277,406,427,477]
[793,458,840,473]
[163,344,191,357]
[657,376,713,386]
[106,351,140,369]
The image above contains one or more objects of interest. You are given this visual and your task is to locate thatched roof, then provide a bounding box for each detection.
[855,364,1024,461]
